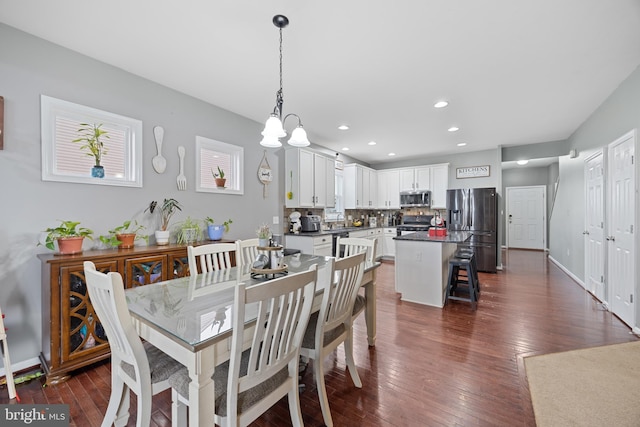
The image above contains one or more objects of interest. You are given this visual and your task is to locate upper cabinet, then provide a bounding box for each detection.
[285,148,335,208]
[429,163,449,209]
[377,169,400,209]
[344,164,377,209]
[399,166,431,191]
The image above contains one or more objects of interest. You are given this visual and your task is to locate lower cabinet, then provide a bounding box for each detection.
[285,234,332,256]
[383,228,397,259]
[38,244,207,385]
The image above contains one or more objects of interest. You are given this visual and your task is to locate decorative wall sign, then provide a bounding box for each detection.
[456,165,490,179]
[258,150,272,198]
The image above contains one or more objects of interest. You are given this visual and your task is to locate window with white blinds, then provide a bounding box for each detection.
[41,95,143,187]
[195,136,244,195]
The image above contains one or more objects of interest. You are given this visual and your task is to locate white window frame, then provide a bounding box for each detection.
[195,136,244,195]
[41,95,143,187]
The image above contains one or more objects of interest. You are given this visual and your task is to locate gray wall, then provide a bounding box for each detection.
[0,24,286,368]
[502,164,558,246]
[549,63,640,327]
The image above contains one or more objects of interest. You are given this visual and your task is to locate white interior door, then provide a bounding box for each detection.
[506,186,546,250]
[607,130,636,327]
[584,150,606,301]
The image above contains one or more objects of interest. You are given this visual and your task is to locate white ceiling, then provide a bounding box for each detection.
[2,1,640,165]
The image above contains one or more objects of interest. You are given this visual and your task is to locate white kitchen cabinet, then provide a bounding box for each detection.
[344,164,377,208]
[399,166,431,191]
[350,228,382,259]
[377,169,400,209]
[326,158,336,208]
[285,234,332,256]
[429,163,449,209]
[382,227,396,259]
[285,148,335,208]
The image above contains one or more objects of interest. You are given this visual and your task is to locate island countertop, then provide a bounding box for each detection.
[394,231,471,243]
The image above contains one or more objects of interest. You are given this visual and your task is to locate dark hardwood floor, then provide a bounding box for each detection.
[2,249,637,426]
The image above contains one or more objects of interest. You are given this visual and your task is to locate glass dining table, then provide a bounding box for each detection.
[126,252,379,426]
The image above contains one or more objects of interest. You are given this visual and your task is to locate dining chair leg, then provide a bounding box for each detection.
[102,377,126,427]
[136,384,152,427]
[171,389,187,427]
[313,355,334,427]
[287,367,304,427]
[344,329,362,388]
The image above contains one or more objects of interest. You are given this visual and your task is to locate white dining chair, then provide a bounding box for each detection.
[300,252,366,427]
[187,243,235,275]
[83,261,184,427]
[0,304,16,400]
[169,266,318,427]
[234,238,262,269]
[335,236,376,321]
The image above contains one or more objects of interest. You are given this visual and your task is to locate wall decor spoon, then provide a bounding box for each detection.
[152,126,167,174]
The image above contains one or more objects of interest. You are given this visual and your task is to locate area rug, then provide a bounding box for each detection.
[524,341,640,426]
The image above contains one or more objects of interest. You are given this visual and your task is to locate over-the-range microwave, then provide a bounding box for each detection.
[400,190,431,207]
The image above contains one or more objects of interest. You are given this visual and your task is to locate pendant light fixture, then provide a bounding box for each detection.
[260,15,310,148]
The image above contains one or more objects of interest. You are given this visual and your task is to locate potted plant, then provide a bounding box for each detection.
[212,166,226,188]
[176,216,202,245]
[99,220,147,249]
[146,198,182,245]
[39,220,94,255]
[205,217,232,241]
[256,224,271,247]
[73,123,109,178]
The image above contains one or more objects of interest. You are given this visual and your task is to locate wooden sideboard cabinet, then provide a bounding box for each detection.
[38,244,199,385]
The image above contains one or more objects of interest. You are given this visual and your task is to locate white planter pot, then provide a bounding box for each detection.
[155,230,170,246]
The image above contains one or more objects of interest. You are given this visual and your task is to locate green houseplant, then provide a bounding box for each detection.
[40,220,94,254]
[176,216,202,245]
[205,217,232,240]
[212,166,226,188]
[146,198,182,245]
[73,123,109,178]
[99,220,147,249]
[256,224,271,247]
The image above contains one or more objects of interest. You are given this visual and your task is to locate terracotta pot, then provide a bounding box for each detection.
[57,237,84,255]
[116,233,136,249]
[215,178,226,188]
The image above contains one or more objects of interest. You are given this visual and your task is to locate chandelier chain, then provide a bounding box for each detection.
[277,26,284,116]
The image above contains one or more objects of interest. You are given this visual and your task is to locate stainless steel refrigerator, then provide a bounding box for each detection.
[446,187,498,273]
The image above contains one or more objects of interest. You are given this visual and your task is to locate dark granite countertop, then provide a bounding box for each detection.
[285,225,394,237]
[393,231,471,243]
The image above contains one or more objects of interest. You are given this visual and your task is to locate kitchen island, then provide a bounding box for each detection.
[394,231,471,307]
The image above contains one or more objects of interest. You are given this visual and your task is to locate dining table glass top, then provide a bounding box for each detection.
[126,253,378,351]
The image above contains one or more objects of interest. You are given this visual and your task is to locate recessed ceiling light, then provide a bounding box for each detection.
[368,141,377,146]
[448,126,460,132]
[434,101,449,108]
[338,125,350,130]
[457,142,467,147]
[517,160,529,165]
[388,152,396,156]
[342,147,350,151]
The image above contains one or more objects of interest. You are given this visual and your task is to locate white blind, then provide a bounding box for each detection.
[199,147,233,188]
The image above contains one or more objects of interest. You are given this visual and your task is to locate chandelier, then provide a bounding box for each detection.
[260,15,310,148]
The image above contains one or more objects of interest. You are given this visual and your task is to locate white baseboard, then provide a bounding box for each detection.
[0,356,41,378]
[547,256,586,289]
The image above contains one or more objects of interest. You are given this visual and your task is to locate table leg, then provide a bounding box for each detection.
[363,271,377,346]
[187,346,217,427]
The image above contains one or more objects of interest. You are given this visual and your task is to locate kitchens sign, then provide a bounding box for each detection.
[456,165,490,179]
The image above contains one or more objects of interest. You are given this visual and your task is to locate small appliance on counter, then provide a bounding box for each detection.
[369,217,377,227]
[300,215,321,232]
[289,211,302,234]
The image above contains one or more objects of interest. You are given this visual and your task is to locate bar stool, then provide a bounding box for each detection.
[445,257,478,310]
[455,249,480,295]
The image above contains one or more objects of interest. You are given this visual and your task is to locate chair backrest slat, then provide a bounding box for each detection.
[187,243,235,274]
[336,236,376,263]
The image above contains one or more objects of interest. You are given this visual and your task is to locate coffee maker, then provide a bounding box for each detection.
[289,211,301,234]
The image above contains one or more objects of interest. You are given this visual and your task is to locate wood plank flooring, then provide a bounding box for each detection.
[2,249,636,426]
